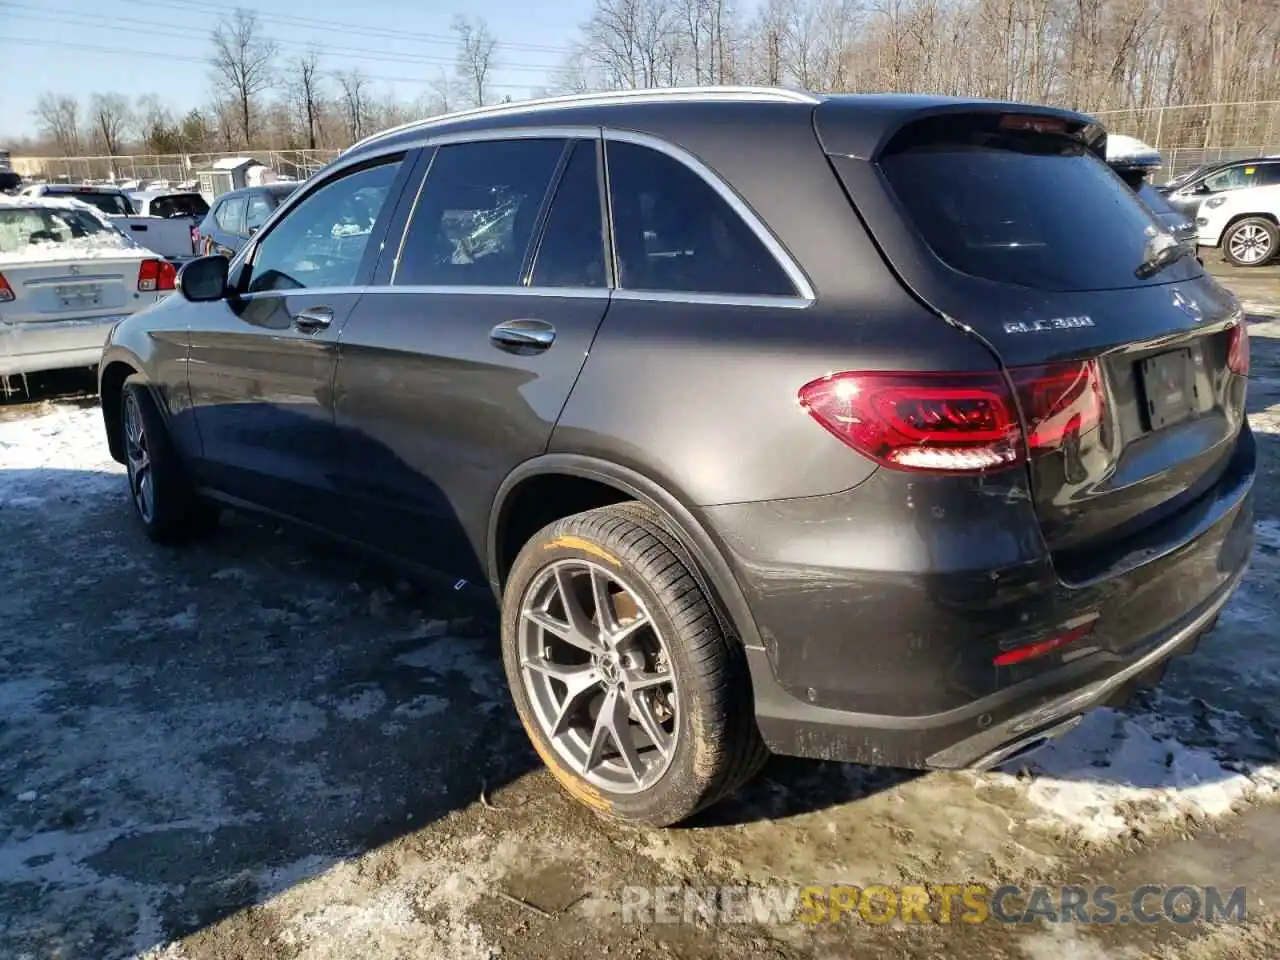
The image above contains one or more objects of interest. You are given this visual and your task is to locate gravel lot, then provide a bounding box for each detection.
[4,265,1280,959]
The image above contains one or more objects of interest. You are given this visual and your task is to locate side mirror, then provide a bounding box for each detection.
[176,255,230,303]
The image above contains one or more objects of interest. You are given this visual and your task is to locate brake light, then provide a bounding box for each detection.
[798,361,1105,474]
[998,114,1068,135]
[137,258,176,292]
[0,272,13,303]
[994,622,1095,667]
[1227,323,1250,376]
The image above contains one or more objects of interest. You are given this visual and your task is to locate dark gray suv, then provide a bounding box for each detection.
[99,88,1255,826]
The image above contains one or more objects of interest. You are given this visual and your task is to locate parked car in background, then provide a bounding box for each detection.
[1194,181,1280,267]
[196,182,299,257]
[99,89,1252,826]
[1157,156,1280,218]
[128,190,211,263]
[18,183,198,260]
[1105,134,1197,245]
[0,195,173,380]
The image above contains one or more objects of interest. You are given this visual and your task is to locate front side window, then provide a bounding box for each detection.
[245,193,274,232]
[605,139,798,297]
[216,197,246,234]
[395,138,565,287]
[247,159,402,294]
[1204,164,1263,192]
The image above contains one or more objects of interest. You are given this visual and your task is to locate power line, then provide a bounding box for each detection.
[140,0,580,56]
[4,36,541,92]
[1,3,565,75]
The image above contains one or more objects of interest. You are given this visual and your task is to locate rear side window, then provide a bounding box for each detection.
[879,115,1202,292]
[395,139,565,287]
[216,197,246,234]
[528,141,606,288]
[606,140,797,296]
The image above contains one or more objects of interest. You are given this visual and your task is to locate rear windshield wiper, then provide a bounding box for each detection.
[1134,234,1196,279]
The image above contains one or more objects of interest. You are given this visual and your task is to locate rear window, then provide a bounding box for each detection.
[61,191,132,216]
[151,194,209,218]
[878,116,1203,292]
[0,207,112,255]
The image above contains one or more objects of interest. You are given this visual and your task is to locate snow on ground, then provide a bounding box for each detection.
[3,321,1280,959]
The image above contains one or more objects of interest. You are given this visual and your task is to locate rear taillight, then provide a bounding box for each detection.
[137,258,176,292]
[1227,323,1250,376]
[0,272,13,303]
[798,361,1105,475]
[993,621,1095,667]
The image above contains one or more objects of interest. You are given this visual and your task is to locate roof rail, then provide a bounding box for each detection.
[343,86,820,155]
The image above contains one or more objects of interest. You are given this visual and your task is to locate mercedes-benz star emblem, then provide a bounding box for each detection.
[1171,289,1202,322]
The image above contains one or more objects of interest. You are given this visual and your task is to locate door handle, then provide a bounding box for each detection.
[293,306,334,332]
[490,318,556,353]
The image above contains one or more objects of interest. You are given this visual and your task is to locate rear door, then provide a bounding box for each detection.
[334,135,611,580]
[185,154,411,525]
[816,105,1248,578]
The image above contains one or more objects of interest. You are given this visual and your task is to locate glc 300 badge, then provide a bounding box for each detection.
[1003,316,1095,335]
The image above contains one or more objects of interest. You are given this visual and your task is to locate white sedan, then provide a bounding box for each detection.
[1195,181,1280,267]
[0,195,173,381]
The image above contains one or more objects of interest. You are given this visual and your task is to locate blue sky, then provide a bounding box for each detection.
[2,0,595,141]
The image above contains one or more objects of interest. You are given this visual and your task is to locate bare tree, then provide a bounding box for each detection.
[288,49,324,150]
[209,8,278,148]
[89,93,131,157]
[452,16,499,107]
[33,93,82,156]
[337,69,371,143]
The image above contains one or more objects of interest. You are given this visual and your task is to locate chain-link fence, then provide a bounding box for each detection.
[12,99,1280,184]
[9,149,342,184]
[1091,101,1280,178]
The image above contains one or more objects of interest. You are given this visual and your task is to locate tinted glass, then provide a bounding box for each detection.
[606,140,796,296]
[529,141,606,288]
[245,193,274,231]
[65,191,131,216]
[396,139,565,287]
[151,194,209,218]
[216,197,246,234]
[879,116,1203,291]
[247,159,401,294]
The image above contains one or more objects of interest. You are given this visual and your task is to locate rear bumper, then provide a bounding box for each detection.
[0,315,133,378]
[703,427,1255,769]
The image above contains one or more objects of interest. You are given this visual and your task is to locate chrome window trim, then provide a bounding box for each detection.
[601,129,816,302]
[611,289,812,310]
[236,285,806,309]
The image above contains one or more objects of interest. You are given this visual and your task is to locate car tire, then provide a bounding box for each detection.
[120,376,218,543]
[1221,217,1279,267]
[501,502,768,826]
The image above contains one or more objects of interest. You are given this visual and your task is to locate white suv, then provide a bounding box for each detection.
[1196,181,1280,267]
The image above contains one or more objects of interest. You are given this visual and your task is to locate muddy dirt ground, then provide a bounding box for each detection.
[4,262,1280,959]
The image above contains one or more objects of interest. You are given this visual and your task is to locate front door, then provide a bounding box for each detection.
[186,155,410,526]
[334,136,612,582]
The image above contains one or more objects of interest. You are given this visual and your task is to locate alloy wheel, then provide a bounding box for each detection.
[122,393,155,524]
[518,558,679,794]
[1228,223,1273,265]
